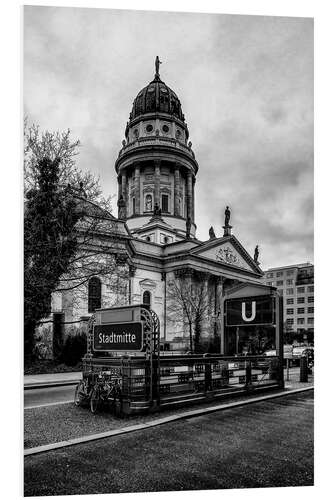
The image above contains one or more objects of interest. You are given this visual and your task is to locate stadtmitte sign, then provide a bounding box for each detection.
[93,322,144,352]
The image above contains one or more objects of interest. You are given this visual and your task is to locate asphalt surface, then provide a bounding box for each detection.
[24,390,313,496]
[24,384,76,409]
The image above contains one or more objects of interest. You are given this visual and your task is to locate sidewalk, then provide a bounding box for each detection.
[24,371,81,389]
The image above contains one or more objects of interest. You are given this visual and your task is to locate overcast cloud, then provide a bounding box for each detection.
[24,6,313,269]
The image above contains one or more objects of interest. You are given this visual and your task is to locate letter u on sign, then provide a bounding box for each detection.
[241,301,256,322]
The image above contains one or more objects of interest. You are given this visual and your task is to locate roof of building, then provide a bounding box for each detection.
[129,75,185,123]
[264,262,313,272]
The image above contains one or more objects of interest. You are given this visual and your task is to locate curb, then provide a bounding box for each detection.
[24,386,314,457]
[24,380,80,390]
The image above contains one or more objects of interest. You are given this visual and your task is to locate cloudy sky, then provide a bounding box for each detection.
[24,6,313,269]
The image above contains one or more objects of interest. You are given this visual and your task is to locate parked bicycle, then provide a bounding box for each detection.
[74,372,122,415]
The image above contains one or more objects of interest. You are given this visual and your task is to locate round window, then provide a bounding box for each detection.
[146,124,153,133]
[162,124,169,133]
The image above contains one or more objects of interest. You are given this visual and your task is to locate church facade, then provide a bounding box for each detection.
[37,60,267,356]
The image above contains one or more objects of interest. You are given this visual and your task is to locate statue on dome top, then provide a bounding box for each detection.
[155,56,162,78]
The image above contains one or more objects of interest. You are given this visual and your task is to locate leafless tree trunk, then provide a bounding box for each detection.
[167,270,210,353]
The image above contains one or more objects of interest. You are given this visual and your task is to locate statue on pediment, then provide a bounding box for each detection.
[153,202,161,216]
[254,245,259,263]
[209,226,216,239]
[117,195,126,220]
[224,206,231,226]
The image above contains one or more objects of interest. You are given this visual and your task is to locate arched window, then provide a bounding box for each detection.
[145,194,153,212]
[143,290,151,307]
[161,194,169,213]
[88,277,101,313]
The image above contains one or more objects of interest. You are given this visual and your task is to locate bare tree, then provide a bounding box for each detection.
[24,121,127,362]
[167,270,211,353]
[24,119,113,210]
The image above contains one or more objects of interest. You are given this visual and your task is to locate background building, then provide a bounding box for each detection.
[263,263,314,343]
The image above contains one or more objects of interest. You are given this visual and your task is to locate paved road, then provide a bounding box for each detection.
[24,384,76,409]
[24,390,313,496]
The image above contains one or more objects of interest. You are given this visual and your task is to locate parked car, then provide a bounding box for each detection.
[263,345,295,367]
[292,346,314,368]
[263,349,277,357]
[263,345,293,357]
[292,346,314,359]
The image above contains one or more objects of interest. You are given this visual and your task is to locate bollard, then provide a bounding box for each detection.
[204,360,212,392]
[245,360,252,387]
[299,356,308,383]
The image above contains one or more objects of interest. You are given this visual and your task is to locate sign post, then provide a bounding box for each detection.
[85,304,161,408]
[93,322,144,352]
[222,286,284,388]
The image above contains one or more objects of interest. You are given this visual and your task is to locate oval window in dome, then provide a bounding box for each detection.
[146,124,153,133]
[162,125,169,133]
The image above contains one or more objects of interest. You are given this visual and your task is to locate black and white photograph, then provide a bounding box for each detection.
[19,2,317,497]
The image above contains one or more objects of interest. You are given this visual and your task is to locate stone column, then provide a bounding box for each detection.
[121,171,127,217]
[117,176,122,200]
[186,171,193,221]
[174,164,180,216]
[192,176,195,221]
[216,277,224,354]
[154,160,161,209]
[134,164,140,214]
[121,171,126,198]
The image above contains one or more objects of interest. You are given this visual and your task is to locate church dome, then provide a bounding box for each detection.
[129,75,185,123]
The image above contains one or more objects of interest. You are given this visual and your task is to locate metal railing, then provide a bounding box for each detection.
[81,353,282,415]
[158,355,280,397]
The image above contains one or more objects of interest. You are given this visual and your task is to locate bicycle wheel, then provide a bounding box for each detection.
[74,381,86,407]
[90,386,101,414]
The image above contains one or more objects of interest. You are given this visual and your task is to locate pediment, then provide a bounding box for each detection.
[191,237,260,273]
[225,282,273,299]
[139,279,157,289]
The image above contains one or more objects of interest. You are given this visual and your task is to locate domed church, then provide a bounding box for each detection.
[116,56,198,242]
[38,58,266,356]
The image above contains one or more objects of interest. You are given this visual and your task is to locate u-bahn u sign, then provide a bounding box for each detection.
[93,322,144,352]
[225,295,275,327]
